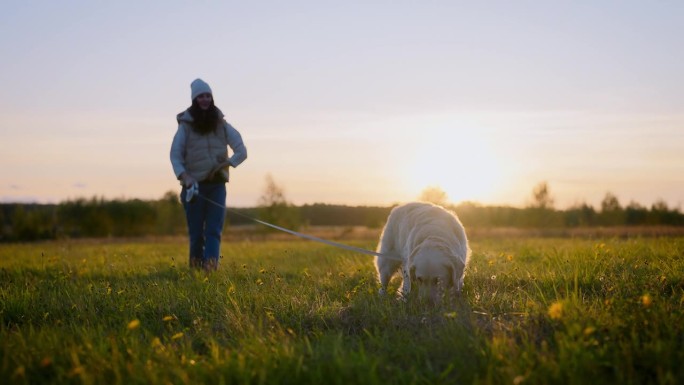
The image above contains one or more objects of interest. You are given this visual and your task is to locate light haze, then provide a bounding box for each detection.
[1,1,682,209]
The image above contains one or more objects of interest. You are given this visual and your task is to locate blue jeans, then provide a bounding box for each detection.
[180,182,226,270]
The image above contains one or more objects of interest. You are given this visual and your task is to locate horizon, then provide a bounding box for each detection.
[1,2,682,210]
[2,183,679,212]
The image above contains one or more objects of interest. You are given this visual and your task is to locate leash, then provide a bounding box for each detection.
[187,184,400,260]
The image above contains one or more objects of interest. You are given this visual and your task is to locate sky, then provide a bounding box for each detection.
[0,1,682,209]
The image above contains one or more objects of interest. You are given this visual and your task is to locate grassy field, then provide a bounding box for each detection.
[1,234,683,384]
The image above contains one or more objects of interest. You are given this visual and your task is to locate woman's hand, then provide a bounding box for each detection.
[180,172,197,187]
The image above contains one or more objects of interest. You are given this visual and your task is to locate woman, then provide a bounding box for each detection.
[170,78,247,271]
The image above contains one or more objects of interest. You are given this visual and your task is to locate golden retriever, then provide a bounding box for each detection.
[375,202,471,303]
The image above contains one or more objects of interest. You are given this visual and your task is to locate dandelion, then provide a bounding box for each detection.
[162,315,174,322]
[128,319,141,330]
[506,254,513,262]
[641,294,652,307]
[171,332,184,340]
[151,337,162,348]
[547,301,563,320]
[583,326,596,336]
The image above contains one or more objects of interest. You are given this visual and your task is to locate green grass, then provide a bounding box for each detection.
[1,236,683,384]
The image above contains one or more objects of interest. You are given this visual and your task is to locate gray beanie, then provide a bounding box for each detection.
[190,78,212,101]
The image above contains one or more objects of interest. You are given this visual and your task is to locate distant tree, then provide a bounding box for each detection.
[524,182,559,227]
[530,181,555,210]
[418,186,449,206]
[7,204,57,241]
[257,174,300,231]
[601,192,621,212]
[651,199,669,212]
[648,199,681,225]
[564,202,597,227]
[625,201,647,225]
[599,192,625,225]
[58,197,113,237]
[154,191,186,235]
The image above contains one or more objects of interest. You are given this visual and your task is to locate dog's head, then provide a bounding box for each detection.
[408,237,466,304]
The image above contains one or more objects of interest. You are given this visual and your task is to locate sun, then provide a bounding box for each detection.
[404,128,504,204]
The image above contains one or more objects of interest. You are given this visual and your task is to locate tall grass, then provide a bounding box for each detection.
[1,236,682,384]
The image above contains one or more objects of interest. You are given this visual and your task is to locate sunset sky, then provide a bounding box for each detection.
[1,1,682,209]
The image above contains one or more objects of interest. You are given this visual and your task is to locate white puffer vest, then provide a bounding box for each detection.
[179,111,230,182]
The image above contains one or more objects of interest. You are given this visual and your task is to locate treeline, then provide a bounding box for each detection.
[1,191,682,242]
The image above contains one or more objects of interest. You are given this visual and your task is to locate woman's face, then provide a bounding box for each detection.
[196,93,213,110]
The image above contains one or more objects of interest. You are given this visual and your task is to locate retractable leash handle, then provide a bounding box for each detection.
[186,182,199,203]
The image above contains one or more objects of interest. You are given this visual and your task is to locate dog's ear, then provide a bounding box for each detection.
[446,263,455,288]
[450,258,466,292]
[407,244,422,265]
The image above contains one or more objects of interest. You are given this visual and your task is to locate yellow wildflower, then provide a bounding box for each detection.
[547,302,563,320]
[641,294,652,307]
[127,319,140,330]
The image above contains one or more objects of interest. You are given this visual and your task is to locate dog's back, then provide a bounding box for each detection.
[378,202,468,259]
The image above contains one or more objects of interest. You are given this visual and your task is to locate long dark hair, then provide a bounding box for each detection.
[188,98,220,134]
